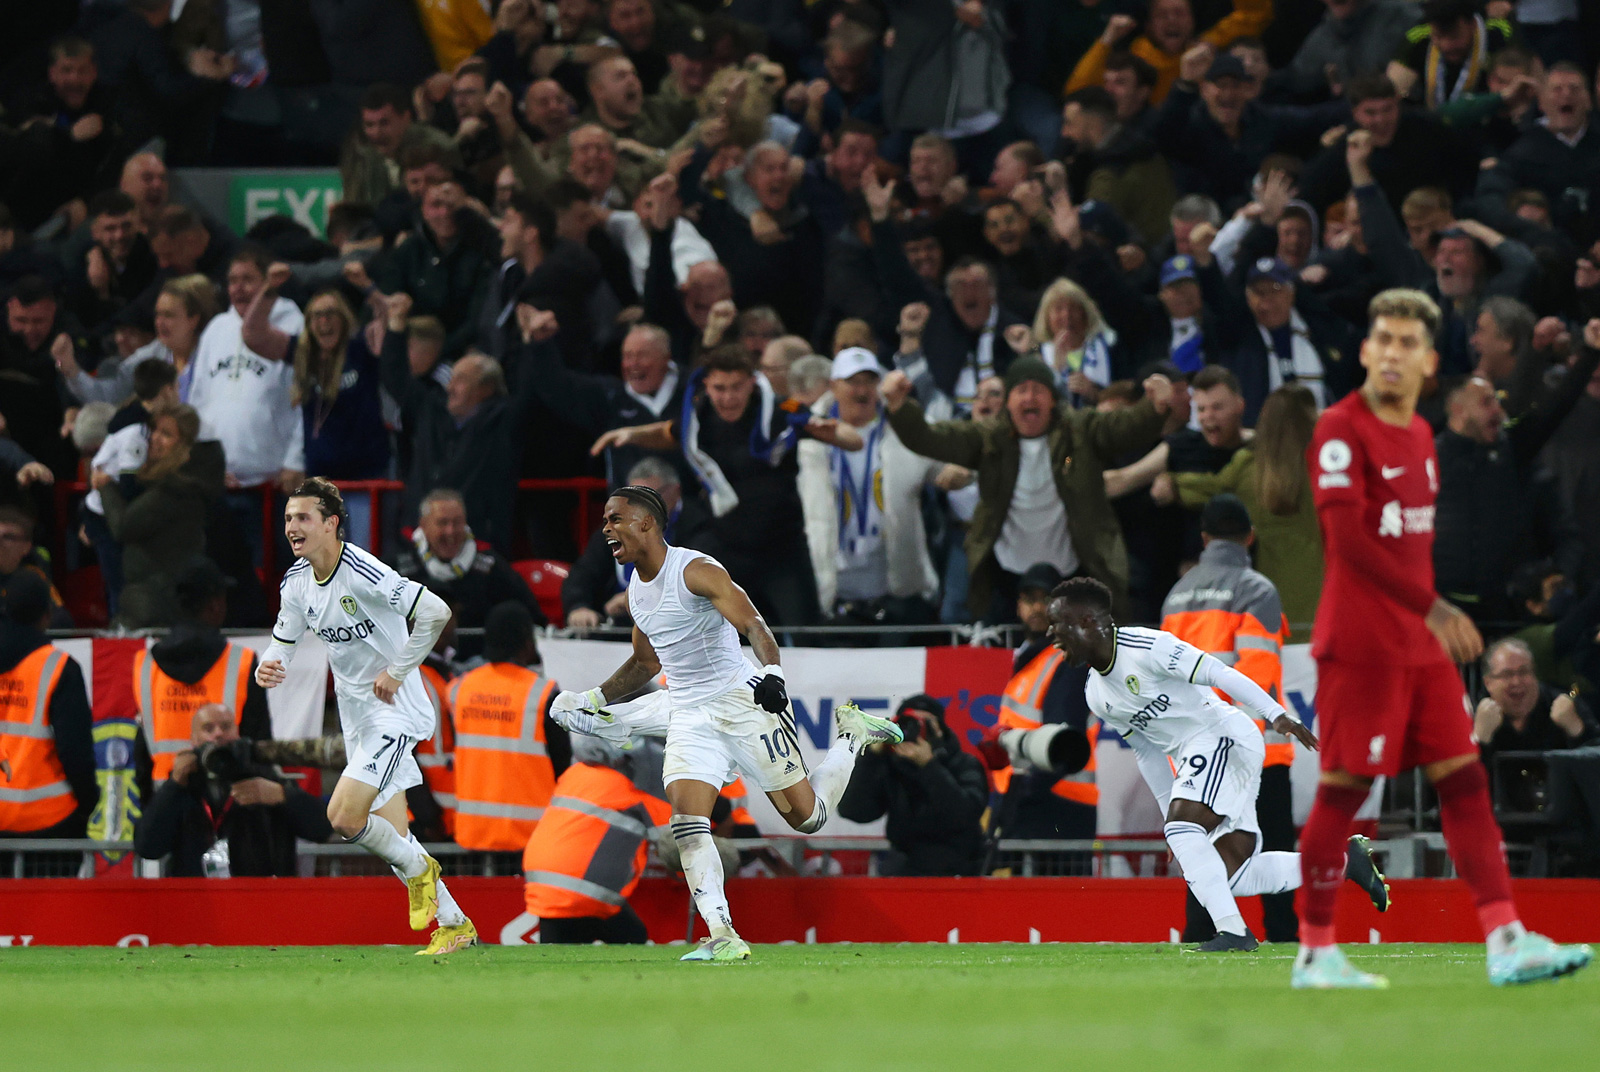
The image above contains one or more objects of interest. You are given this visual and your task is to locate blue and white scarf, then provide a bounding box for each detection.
[831,404,888,566]
[680,368,808,517]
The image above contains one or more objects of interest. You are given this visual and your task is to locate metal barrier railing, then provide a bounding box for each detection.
[1,834,1460,880]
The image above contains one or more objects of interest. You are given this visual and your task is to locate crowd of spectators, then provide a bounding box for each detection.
[3,3,1600,830]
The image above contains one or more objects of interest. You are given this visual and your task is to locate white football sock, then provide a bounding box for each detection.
[389,834,467,926]
[1165,820,1248,936]
[672,814,735,939]
[1228,852,1303,897]
[351,815,426,878]
[1487,921,1527,957]
[806,733,860,818]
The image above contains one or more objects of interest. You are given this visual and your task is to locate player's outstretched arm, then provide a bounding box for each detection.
[375,589,452,704]
[594,626,663,703]
[684,558,787,711]
[259,577,310,688]
[1188,649,1319,751]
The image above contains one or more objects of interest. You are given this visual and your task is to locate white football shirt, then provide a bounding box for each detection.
[1084,626,1263,757]
[271,542,435,737]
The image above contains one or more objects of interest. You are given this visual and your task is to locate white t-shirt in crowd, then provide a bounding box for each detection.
[188,298,306,486]
[992,435,1078,577]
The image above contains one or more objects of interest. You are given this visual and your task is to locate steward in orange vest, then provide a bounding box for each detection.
[449,602,569,851]
[524,737,671,944]
[408,653,457,839]
[134,559,271,785]
[0,574,98,837]
[991,565,1097,842]
[1159,495,1296,942]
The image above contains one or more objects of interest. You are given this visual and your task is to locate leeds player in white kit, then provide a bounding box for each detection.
[551,485,903,961]
[256,479,478,955]
[1047,578,1389,950]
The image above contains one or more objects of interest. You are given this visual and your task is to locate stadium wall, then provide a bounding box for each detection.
[3,879,1598,947]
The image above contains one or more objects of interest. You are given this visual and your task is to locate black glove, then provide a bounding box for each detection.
[751,666,788,713]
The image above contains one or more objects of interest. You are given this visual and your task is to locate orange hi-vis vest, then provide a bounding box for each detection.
[720,777,755,827]
[523,762,673,920]
[994,646,1099,804]
[449,662,558,851]
[413,663,456,836]
[1160,540,1293,766]
[134,642,253,781]
[0,645,76,832]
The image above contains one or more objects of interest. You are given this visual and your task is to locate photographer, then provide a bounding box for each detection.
[134,705,332,876]
[837,695,988,876]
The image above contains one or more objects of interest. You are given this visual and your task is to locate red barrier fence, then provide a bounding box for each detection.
[3,878,1597,947]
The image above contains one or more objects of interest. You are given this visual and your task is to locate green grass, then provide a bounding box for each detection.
[4,944,1596,1071]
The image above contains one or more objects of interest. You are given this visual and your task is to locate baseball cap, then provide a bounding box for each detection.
[1076,199,1131,246]
[1160,255,1198,288]
[1200,493,1253,539]
[665,21,712,61]
[1205,54,1250,82]
[830,346,883,381]
[1017,562,1064,596]
[1246,256,1295,286]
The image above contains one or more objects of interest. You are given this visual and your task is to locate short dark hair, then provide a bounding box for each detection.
[545,179,593,215]
[155,205,204,238]
[1347,74,1398,105]
[48,36,93,63]
[1421,0,1477,30]
[231,243,272,275]
[455,58,491,85]
[359,82,411,114]
[1052,576,1113,613]
[1191,366,1241,395]
[1546,60,1588,80]
[1067,86,1117,123]
[1,569,51,630]
[132,357,177,400]
[484,601,537,664]
[289,476,347,535]
[700,345,754,376]
[505,190,556,249]
[8,275,56,306]
[835,117,882,143]
[398,141,455,173]
[612,484,669,531]
[88,189,136,220]
[1104,50,1157,89]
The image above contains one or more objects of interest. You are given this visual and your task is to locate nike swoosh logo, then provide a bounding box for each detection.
[1381,466,1406,479]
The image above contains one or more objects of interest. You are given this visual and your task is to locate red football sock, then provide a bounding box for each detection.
[1296,782,1368,947]
[1433,762,1518,936]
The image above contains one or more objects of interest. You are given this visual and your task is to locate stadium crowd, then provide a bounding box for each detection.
[4,0,1600,878]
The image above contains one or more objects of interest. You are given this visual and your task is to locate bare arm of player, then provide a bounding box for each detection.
[372,588,451,702]
[596,626,664,703]
[684,559,781,668]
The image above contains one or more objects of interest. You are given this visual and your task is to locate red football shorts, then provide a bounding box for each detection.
[1314,659,1477,778]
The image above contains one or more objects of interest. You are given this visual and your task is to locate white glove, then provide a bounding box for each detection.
[549,688,631,743]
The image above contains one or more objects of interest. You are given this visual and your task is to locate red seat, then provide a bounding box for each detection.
[58,565,108,628]
[513,559,570,625]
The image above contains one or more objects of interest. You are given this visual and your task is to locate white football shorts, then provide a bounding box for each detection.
[340,709,425,810]
[1168,727,1265,846]
[662,687,808,793]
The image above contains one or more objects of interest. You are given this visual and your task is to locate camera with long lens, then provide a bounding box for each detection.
[998,724,1090,776]
[194,738,277,788]
[894,711,923,744]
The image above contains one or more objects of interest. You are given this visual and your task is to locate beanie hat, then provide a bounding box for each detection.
[1003,355,1058,400]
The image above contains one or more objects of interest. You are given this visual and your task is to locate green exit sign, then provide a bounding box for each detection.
[227,170,344,237]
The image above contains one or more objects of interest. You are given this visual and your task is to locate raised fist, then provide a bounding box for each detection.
[898,302,930,337]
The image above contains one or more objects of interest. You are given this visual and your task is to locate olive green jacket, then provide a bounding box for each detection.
[888,397,1166,619]
[1174,448,1323,642]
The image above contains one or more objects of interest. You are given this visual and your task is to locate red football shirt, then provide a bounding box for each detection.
[1308,391,1446,666]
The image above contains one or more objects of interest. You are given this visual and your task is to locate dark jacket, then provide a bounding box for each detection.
[881,0,1010,132]
[1197,260,1361,423]
[836,714,988,876]
[393,539,546,627]
[375,209,496,361]
[308,0,437,89]
[79,2,223,150]
[1433,341,1600,620]
[0,623,98,833]
[1297,112,1480,211]
[99,441,226,629]
[1477,123,1600,239]
[1147,82,1347,209]
[133,766,332,877]
[1074,125,1177,246]
[887,394,1166,618]
[379,330,547,551]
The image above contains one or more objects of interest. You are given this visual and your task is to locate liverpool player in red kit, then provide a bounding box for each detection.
[1296,289,1593,989]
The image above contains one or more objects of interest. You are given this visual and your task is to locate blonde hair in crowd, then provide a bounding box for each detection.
[1032,276,1107,350]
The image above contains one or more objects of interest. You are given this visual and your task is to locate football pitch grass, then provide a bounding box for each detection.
[6,943,1595,1071]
